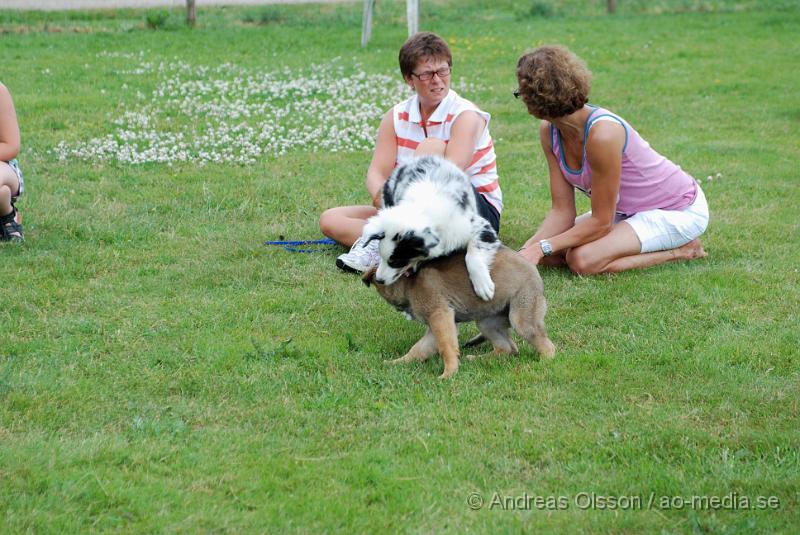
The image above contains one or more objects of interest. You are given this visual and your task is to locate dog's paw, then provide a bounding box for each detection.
[472,276,495,301]
[438,366,458,379]
[537,338,556,360]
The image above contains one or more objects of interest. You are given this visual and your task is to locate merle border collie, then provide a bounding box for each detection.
[362,156,500,301]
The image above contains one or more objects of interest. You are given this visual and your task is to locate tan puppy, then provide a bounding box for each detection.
[363,246,555,379]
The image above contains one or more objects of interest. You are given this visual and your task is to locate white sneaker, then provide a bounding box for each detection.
[336,236,380,273]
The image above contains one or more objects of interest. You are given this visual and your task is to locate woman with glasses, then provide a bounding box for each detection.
[320,32,502,273]
[515,45,708,274]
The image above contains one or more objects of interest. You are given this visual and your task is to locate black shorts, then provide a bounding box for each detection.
[474,187,500,232]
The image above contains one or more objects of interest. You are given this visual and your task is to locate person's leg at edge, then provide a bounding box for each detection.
[566,221,706,275]
[0,163,23,241]
[0,185,11,217]
[0,162,19,218]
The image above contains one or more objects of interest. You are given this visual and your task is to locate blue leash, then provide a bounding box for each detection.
[264,237,337,253]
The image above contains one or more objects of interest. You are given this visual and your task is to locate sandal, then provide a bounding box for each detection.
[0,207,24,242]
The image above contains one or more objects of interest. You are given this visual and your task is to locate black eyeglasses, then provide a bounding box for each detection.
[513,89,521,99]
[411,66,451,81]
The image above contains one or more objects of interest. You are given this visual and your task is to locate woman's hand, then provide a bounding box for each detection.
[519,240,544,265]
[371,191,383,209]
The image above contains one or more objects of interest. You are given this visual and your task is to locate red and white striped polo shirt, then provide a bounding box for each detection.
[392,89,503,213]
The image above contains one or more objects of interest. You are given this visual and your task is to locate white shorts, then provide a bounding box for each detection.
[623,187,709,253]
[578,186,709,253]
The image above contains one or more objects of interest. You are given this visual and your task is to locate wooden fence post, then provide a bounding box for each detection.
[361,0,375,47]
[186,0,196,27]
[362,0,419,47]
[607,0,617,14]
[407,0,418,36]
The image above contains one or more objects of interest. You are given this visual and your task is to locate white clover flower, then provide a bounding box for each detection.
[57,57,480,165]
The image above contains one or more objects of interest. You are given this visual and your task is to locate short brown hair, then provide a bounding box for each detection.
[516,45,592,119]
[399,32,452,79]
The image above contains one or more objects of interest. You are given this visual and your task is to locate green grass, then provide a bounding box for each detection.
[1,0,799,532]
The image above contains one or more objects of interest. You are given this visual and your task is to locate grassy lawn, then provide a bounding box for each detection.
[1,0,798,532]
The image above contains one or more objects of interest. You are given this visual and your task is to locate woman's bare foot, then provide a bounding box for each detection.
[676,239,707,261]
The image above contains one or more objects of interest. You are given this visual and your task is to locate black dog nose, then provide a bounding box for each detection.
[374,276,386,285]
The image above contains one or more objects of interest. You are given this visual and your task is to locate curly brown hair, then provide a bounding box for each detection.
[399,32,452,79]
[516,45,592,119]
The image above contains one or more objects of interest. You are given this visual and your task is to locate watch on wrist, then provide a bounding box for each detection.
[539,239,553,257]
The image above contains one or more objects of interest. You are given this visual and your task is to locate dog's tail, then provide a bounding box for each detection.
[463,333,487,348]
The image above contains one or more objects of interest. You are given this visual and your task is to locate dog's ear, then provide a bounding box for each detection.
[362,266,377,287]
[420,226,440,250]
[364,231,385,246]
[362,217,385,245]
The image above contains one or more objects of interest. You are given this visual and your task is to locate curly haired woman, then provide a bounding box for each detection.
[515,45,708,274]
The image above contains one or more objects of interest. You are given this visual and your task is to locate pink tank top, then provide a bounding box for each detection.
[551,105,697,216]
